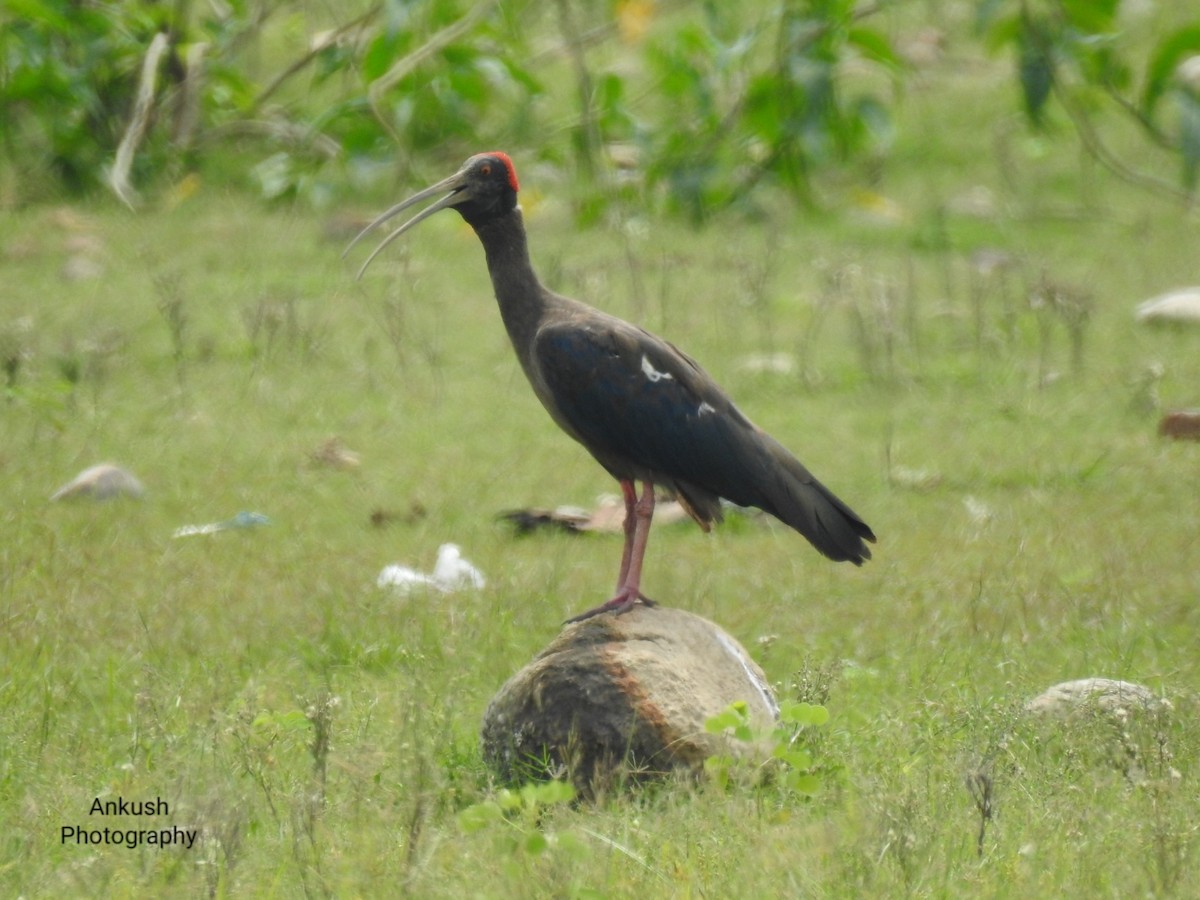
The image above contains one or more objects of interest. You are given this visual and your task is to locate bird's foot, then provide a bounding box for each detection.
[563,590,655,625]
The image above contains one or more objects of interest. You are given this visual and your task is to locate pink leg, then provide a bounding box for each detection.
[621,482,655,601]
[565,481,658,624]
[614,479,638,590]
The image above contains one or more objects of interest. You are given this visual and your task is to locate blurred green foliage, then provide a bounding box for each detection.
[1,0,1198,211]
[978,0,1200,192]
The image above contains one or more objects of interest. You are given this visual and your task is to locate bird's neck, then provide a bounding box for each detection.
[470,206,548,356]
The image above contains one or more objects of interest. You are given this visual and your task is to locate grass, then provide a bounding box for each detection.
[4,23,1200,900]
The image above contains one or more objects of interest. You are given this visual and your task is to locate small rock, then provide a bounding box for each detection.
[1158,410,1200,441]
[1135,288,1200,326]
[50,464,145,501]
[481,606,778,797]
[309,436,361,470]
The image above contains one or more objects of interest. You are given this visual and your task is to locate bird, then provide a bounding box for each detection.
[346,152,876,622]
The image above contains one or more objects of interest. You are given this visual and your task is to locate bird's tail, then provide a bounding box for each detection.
[755,435,876,565]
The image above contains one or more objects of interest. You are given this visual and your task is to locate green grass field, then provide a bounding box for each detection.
[3,15,1200,896]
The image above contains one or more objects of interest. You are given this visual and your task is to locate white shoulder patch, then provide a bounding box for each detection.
[641,355,674,382]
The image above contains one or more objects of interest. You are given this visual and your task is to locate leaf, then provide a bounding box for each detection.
[494,788,522,812]
[847,27,903,69]
[1179,90,1200,191]
[979,13,1022,55]
[1018,27,1055,127]
[780,702,830,727]
[854,95,894,149]
[703,754,733,789]
[524,830,548,855]
[532,779,576,806]
[788,772,823,795]
[773,747,814,770]
[3,0,72,32]
[1059,0,1119,36]
[362,32,403,83]
[1143,26,1200,118]
[705,701,749,734]
[457,801,503,834]
[253,153,296,201]
[974,0,1012,35]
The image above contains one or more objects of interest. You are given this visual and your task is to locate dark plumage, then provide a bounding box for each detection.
[347,152,875,621]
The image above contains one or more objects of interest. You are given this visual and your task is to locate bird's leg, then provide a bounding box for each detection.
[614,479,638,591]
[620,481,657,607]
[565,481,657,624]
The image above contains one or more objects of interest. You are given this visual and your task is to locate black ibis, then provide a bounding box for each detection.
[347,152,876,621]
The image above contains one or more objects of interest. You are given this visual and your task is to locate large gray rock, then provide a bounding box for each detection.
[481,606,778,797]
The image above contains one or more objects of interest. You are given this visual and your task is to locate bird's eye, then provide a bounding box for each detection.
[480,164,492,177]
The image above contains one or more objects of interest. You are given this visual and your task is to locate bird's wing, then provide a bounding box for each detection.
[532,317,766,508]
[533,316,875,563]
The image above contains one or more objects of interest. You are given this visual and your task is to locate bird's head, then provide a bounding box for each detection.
[345,152,520,278]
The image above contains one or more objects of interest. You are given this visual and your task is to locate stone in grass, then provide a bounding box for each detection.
[50,463,145,501]
[481,605,779,798]
[1159,410,1200,441]
[1022,678,1176,785]
[1135,288,1200,326]
[968,677,1178,838]
[1026,678,1171,720]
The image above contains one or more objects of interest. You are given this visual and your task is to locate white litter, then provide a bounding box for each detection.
[172,511,271,538]
[1135,287,1200,326]
[377,543,486,594]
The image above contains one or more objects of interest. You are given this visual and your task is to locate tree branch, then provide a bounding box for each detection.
[108,31,171,209]
[1053,77,1192,204]
[366,0,501,145]
[248,4,382,118]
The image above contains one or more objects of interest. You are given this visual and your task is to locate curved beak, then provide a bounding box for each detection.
[343,169,469,279]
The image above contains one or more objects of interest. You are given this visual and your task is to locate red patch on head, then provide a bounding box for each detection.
[485,151,519,193]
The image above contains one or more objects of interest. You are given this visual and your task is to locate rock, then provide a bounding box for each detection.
[1021,678,1176,785]
[50,463,145,501]
[1159,410,1200,441]
[481,606,778,797]
[1135,288,1200,326]
[309,436,361,470]
[968,677,1178,831]
[1025,678,1171,720]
